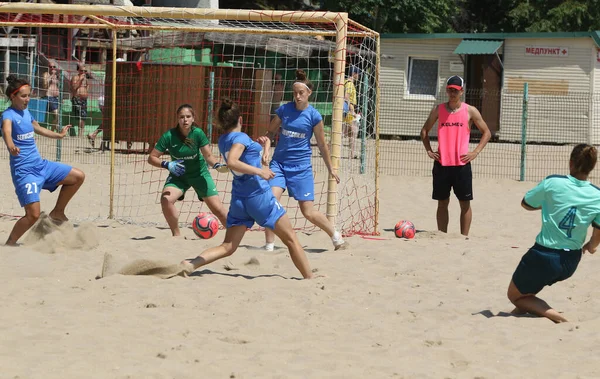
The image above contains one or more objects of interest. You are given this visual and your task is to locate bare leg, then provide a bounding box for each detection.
[271,213,313,279]
[181,225,246,273]
[350,121,358,158]
[459,200,472,236]
[507,280,567,323]
[48,168,85,222]
[6,202,41,246]
[50,110,58,132]
[436,198,450,233]
[79,119,85,138]
[203,195,228,228]
[298,200,346,250]
[161,187,184,237]
[264,186,285,246]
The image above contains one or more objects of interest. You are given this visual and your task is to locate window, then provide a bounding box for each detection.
[407,57,439,97]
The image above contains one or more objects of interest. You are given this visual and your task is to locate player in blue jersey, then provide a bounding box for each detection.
[261,69,346,252]
[1,75,85,246]
[179,98,315,279]
[507,144,600,323]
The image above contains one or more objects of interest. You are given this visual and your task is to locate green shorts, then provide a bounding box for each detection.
[164,173,218,201]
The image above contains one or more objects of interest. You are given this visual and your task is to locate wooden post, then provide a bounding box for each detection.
[326,14,348,226]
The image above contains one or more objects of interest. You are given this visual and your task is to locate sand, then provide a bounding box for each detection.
[2,169,600,379]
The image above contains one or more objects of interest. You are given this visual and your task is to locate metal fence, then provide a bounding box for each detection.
[377,85,600,183]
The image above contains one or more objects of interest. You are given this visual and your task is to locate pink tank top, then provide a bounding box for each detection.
[437,102,470,166]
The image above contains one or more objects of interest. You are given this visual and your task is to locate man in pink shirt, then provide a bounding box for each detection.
[420,76,491,236]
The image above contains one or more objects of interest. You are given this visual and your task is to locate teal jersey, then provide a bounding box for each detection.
[155,127,210,177]
[524,175,600,250]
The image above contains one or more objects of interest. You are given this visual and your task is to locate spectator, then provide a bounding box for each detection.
[42,60,60,132]
[70,63,89,138]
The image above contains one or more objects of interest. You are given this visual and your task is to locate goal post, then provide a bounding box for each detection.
[0,3,380,236]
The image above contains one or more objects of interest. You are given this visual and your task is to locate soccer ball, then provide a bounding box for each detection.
[192,212,219,239]
[394,220,415,239]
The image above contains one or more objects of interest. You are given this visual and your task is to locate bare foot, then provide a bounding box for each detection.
[48,211,69,224]
[5,240,20,247]
[178,259,196,277]
[510,307,527,315]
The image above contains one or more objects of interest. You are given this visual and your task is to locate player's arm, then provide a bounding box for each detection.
[256,135,271,166]
[420,106,439,161]
[313,120,340,184]
[461,105,492,163]
[521,198,541,211]
[584,224,600,254]
[147,148,166,169]
[227,143,273,181]
[265,114,282,140]
[33,120,70,139]
[2,119,19,156]
[199,144,218,168]
[148,147,185,176]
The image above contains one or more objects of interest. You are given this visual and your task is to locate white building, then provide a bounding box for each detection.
[380,32,600,144]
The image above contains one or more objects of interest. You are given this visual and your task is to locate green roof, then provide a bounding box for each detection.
[453,39,503,55]
[381,31,600,48]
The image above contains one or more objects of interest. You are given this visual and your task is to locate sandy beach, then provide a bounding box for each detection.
[1,154,600,378]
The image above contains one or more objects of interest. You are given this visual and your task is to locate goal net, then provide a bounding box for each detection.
[0,4,380,236]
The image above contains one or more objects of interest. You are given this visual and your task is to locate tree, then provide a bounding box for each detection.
[320,0,460,33]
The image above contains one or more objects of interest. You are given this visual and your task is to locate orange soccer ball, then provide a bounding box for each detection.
[394,220,415,239]
[192,212,219,239]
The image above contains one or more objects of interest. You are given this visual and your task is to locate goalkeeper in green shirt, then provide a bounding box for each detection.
[148,104,229,237]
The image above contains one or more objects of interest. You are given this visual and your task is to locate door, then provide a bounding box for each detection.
[465,54,502,136]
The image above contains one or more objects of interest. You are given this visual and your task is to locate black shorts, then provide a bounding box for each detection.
[432,161,473,201]
[512,243,582,294]
[71,97,88,119]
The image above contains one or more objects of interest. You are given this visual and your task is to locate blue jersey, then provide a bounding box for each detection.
[524,175,600,250]
[1,107,43,173]
[218,131,270,198]
[272,102,322,166]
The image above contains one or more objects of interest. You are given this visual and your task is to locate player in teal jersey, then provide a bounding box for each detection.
[507,144,600,323]
[148,104,228,237]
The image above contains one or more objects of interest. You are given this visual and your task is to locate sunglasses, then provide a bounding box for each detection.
[50,66,57,69]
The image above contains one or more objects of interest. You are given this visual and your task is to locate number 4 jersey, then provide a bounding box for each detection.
[523,174,600,250]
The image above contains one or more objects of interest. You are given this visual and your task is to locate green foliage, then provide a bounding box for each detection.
[218,0,600,33]
[320,0,460,33]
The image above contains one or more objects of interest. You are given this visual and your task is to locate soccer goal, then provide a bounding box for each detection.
[0,3,380,236]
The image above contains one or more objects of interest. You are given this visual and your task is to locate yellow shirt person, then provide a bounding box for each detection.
[343,66,361,159]
[344,77,357,123]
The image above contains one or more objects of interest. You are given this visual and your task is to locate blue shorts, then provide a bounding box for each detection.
[227,190,286,230]
[46,96,59,112]
[512,243,582,294]
[12,160,72,207]
[269,160,315,201]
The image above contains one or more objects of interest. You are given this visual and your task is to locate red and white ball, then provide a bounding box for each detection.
[192,212,219,239]
[394,220,415,239]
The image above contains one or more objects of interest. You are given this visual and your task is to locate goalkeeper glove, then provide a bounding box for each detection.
[161,160,185,177]
[213,162,229,173]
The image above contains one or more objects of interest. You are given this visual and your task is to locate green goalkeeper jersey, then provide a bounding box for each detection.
[155,126,211,177]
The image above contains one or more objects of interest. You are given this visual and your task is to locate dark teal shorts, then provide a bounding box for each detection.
[512,243,582,294]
